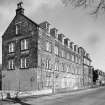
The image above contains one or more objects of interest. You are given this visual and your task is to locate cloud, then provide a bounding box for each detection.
[0,0,16,7]
[86,33,101,48]
[0,0,61,12]
[24,0,61,15]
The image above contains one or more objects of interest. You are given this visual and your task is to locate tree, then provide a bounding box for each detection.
[0,64,2,90]
[61,0,105,15]
[93,70,98,85]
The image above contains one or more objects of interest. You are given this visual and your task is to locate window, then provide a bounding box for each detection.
[71,64,75,74]
[75,56,78,63]
[21,39,29,51]
[54,46,58,55]
[8,59,14,70]
[45,72,52,88]
[67,53,70,60]
[49,60,52,70]
[78,58,81,64]
[46,59,49,69]
[71,54,75,62]
[62,50,65,58]
[9,42,15,53]
[55,62,59,71]
[38,40,41,50]
[87,60,90,65]
[62,63,65,72]
[16,23,21,35]
[74,45,76,52]
[20,57,29,68]
[46,42,51,52]
[66,65,69,72]
[59,63,62,71]
[41,57,46,68]
[84,58,88,65]
[46,59,52,70]
[45,77,52,88]
[69,65,71,73]
[39,28,43,36]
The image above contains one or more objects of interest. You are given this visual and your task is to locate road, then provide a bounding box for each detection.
[1,87,105,105]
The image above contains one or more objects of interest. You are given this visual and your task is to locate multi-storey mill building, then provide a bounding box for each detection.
[2,2,92,92]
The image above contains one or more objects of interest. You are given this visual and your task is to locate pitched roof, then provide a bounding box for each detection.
[21,14,39,27]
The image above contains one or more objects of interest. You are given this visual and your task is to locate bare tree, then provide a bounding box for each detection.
[61,0,105,15]
[0,91,3,100]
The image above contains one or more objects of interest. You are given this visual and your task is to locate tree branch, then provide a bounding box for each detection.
[61,0,105,15]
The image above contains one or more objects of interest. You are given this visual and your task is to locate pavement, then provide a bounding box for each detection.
[0,86,105,105]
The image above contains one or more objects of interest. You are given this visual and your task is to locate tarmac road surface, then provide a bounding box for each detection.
[1,87,105,105]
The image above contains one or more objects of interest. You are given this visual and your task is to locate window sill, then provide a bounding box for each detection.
[8,52,15,55]
[20,67,29,70]
[45,50,52,53]
[21,50,29,54]
[7,69,15,71]
[21,49,29,52]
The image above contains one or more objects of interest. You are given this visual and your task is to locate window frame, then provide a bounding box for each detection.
[46,41,52,52]
[20,57,29,69]
[54,45,59,55]
[15,22,22,35]
[8,59,15,70]
[21,39,29,51]
[8,42,15,53]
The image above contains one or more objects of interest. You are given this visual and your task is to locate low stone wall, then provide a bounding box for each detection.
[0,89,52,100]
[2,68,37,91]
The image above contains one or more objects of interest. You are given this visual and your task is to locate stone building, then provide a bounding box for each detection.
[95,69,105,86]
[2,2,92,92]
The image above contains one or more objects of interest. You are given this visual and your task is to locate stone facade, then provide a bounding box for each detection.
[95,69,105,86]
[2,14,38,71]
[2,3,92,92]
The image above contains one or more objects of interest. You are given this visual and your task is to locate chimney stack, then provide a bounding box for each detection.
[16,1,24,15]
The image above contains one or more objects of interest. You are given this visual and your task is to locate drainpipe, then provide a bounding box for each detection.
[52,70,55,94]
[83,56,84,88]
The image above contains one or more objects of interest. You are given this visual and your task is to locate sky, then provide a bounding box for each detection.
[0,0,105,71]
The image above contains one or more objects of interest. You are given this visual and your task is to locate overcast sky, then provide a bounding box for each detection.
[0,0,105,71]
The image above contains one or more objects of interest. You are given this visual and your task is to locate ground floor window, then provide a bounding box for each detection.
[20,57,29,69]
[8,59,15,70]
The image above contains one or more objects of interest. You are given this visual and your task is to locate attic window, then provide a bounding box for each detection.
[15,22,22,35]
[9,42,15,53]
